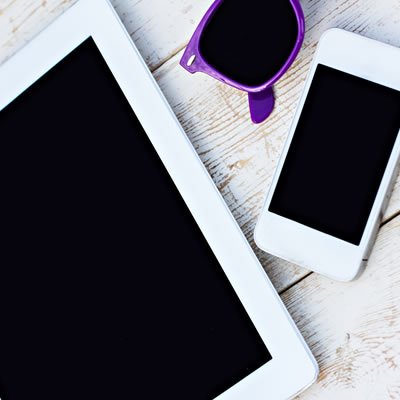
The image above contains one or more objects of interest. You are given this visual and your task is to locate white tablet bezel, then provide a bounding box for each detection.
[0,0,318,398]
[255,29,400,282]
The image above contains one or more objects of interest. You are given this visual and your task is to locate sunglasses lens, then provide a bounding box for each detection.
[199,0,299,87]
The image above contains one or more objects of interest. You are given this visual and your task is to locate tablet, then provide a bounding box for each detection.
[0,1,318,399]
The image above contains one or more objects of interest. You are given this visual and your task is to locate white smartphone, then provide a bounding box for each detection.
[255,29,400,281]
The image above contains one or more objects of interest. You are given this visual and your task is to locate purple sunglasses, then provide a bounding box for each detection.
[180,0,305,124]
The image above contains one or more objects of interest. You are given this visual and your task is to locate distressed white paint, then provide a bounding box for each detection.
[0,0,212,71]
[286,216,400,399]
[0,0,399,397]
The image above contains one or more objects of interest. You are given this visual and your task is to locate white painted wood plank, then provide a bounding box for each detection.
[282,215,400,399]
[112,0,212,70]
[0,0,77,64]
[154,0,400,291]
[0,0,212,71]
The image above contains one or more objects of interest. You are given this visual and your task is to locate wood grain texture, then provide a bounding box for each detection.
[284,215,400,399]
[0,0,211,71]
[0,0,77,64]
[1,1,400,398]
[112,0,212,71]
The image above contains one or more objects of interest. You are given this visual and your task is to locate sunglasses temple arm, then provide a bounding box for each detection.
[248,87,275,124]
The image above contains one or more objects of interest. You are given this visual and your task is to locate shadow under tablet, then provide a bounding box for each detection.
[0,38,271,399]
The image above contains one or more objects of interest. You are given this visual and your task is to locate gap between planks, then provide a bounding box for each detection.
[279,212,400,296]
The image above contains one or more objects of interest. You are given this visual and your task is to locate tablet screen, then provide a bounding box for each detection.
[0,38,271,399]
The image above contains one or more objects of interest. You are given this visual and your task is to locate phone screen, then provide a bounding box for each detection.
[269,64,400,245]
[0,38,271,399]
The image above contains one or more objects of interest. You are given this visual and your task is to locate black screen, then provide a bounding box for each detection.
[199,0,298,87]
[269,64,400,245]
[0,38,271,400]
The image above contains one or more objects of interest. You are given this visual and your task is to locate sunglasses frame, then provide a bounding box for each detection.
[180,0,305,123]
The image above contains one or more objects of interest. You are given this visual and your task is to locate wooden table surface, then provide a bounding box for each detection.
[1,0,399,398]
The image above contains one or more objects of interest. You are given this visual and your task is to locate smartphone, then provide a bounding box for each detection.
[255,29,400,281]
